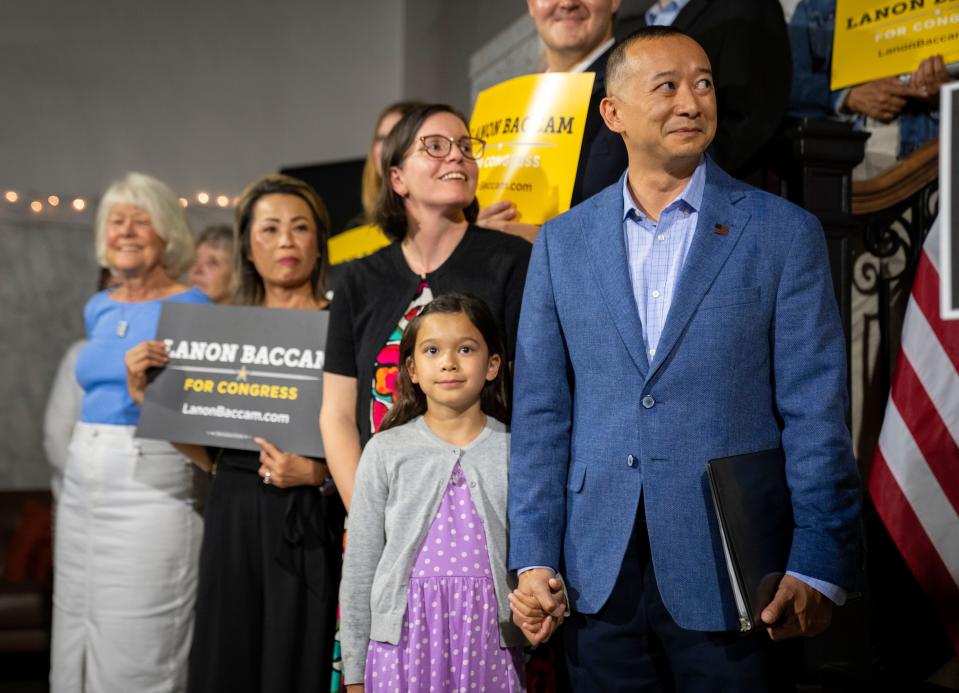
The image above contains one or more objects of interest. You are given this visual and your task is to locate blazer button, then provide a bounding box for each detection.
[641,394,656,409]
[627,454,636,468]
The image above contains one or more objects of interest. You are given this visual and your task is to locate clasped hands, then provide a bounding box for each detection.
[508,568,568,645]
[509,570,830,645]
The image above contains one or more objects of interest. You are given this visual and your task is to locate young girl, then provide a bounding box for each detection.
[339,293,527,692]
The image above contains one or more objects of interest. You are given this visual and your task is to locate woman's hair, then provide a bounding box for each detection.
[232,174,331,306]
[379,293,509,431]
[361,100,426,223]
[196,223,234,252]
[373,103,480,241]
[94,172,195,277]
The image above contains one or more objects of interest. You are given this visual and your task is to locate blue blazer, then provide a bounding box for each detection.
[508,159,862,631]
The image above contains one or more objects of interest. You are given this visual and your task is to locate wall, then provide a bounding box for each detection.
[0,0,407,489]
[0,1,529,489]
[466,0,801,103]
[0,0,405,200]
[0,204,232,488]
[403,0,527,111]
[1,0,803,489]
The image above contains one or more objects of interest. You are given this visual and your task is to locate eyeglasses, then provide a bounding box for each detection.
[418,135,485,160]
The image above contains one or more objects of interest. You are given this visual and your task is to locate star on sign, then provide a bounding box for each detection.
[236,366,249,382]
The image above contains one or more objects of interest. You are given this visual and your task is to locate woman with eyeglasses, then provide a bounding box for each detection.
[327,100,526,270]
[320,103,531,510]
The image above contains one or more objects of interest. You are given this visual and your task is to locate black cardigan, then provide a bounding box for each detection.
[324,225,531,445]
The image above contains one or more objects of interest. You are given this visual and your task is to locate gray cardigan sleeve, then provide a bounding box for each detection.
[339,437,388,686]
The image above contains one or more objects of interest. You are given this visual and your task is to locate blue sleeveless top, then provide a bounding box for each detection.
[76,287,211,425]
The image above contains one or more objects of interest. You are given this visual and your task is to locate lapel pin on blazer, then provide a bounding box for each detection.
[713,223,729,236]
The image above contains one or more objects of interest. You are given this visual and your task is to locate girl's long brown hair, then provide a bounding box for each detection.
[379,293,510,431]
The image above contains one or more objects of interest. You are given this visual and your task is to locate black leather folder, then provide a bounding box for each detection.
[706,447,793,633]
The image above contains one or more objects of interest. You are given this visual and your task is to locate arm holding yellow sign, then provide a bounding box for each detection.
[839,54,953,121]
[841,75,923,122]
[475,200,542,243]
[470,72,597,226]
[789,0,954,170]
[910,53,954,101]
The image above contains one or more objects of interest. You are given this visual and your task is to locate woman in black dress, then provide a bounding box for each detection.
[128,174,344,692]
[320,103,532,509]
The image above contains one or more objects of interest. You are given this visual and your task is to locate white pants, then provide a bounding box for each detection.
[50,423,204,693]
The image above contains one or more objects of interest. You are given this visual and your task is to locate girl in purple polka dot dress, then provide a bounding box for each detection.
[339,294,527,692]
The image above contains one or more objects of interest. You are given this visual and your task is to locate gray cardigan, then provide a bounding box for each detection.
[339,416,525,685]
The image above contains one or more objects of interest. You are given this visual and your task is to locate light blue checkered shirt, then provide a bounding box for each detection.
[622,158,705,361]
[645,0,693,26]
[621,159,848,607]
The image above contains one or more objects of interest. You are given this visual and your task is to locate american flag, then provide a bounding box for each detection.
[870,216,959,654]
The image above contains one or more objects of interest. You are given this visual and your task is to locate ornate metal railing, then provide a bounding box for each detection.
[777,122,939,453]
[777,120,947,688]
[852,139,939,401]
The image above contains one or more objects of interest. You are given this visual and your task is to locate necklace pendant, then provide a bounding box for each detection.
[116,320,128,337]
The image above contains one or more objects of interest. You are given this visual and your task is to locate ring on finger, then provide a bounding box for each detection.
[263,470,272,485]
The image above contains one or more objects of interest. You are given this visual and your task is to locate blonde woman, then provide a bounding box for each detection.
[51,172,209,692]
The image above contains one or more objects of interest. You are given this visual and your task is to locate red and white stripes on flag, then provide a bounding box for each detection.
[870,217,959,655]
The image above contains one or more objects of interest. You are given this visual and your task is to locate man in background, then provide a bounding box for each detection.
[617,0,793,185]
[528,0,629,205]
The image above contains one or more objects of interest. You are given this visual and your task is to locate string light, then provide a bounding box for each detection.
[2,188,234,216]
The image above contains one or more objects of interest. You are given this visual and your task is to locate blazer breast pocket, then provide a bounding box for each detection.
[566,461,587,493]
[700,285,761,309]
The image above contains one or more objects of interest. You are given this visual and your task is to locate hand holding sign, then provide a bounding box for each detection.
[910,54,953,101]
[254,436,328,489]
[476,200,517,227]
[136,303,328,457]
[125,339,170,406]
[832,1,959,90]
[476,200,541,242]
[843,76,921,122]
[470,73,595,225]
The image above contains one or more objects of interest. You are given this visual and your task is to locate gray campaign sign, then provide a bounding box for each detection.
[137,303,327,456]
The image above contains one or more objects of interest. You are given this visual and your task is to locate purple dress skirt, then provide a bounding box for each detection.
[365,463,525,692]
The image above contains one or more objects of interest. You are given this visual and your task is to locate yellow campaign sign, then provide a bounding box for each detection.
[832,0,959,90]
[328,223,390,266]
[470,72,595,225]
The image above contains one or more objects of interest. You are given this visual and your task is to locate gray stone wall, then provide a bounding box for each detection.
[0,204,230,489]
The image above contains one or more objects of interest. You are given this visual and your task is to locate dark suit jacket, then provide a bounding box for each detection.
[615,0,792,183]
[570,47,629,206]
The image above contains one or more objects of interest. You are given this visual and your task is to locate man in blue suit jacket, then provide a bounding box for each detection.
[508,26,862,691]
